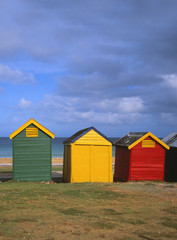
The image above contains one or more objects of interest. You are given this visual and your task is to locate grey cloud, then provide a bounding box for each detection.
[67,57,124,77]
[1,0,177,67]
[136,78,177,115]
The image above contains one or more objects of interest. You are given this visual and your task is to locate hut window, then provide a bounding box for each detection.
[142,140,155,148]
[26,127,38,137]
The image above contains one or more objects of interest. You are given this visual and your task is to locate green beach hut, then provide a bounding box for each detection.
[9,119,55,181]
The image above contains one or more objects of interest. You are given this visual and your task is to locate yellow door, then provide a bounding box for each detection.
[91,146,112,182]
[72,145,90,182]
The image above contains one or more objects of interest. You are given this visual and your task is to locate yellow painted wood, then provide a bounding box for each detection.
[142,140,155,148]
[63,128,113,183]
[128,132,170,150]
[74,129,111,145]
[26,127,38,137]
[71,144,91,182]
[90,145,113,182]
[10,118,55,139]
[64,144,113,183]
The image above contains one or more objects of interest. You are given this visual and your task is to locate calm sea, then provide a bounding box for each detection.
[0,137,118,158]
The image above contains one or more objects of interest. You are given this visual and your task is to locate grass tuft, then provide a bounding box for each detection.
[94,220,116,229]
[163,206,177,215]
[121,218,145,225]
[102,208,123,216]
[61,207,86,216]
[161,218,177,230]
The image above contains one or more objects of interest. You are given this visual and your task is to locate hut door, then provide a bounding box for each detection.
[91,146,109,182]
[73,145,90,182]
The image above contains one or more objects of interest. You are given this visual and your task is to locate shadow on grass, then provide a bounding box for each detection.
[161,218,177,230]
[0,176,63,183]
[102,208,123,216]
[94,220,116,229]
[61,207,86,216]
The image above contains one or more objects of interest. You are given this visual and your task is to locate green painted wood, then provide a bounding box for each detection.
[13,124,52,181]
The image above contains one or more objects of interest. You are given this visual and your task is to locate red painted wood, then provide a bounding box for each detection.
[114,147,130,181]
[115,136,166,181]
[129,137,165,181]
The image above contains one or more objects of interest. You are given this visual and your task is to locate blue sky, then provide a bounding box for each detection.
[0,0,177,137]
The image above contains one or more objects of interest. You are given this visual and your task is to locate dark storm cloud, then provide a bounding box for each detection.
[1,0,177,135]
[145,81,177,114]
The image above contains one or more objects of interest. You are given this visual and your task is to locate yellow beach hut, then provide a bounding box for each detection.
[63,127,113,183]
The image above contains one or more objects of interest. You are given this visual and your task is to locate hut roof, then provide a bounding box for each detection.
[63,126,112,144]
[114,132,169,150]
[162,132,177,147]
[9,118,55,139]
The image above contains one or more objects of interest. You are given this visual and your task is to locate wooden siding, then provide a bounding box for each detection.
[164,147,177,182]
[90,145,112,182]
[74,129,111,146]
[114,147,130,181]
[13,124,52,181]
[72,145,91,182]
[63,144,113,183]
[63,145,71,182]
[130,137,165,181]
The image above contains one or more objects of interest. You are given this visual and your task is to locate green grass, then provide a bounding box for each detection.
[0,181,177,240]
[162,218,177,230]
[0,167,12,173]
[52,166,63,171]
[61,208,86,216]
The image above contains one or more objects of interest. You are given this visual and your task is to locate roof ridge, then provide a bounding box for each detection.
[9,119,55,139]
[114,132,169,150]
[63,126,112,144]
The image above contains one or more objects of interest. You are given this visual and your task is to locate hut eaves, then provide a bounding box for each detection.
[162,132,177,147]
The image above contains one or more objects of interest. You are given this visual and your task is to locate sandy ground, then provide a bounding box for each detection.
[0,157,63,165]
[0,157,115,165]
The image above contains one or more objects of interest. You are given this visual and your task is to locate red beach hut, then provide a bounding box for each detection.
[114,132,169,181]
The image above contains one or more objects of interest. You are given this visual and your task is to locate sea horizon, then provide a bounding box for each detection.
[0,137,118,158]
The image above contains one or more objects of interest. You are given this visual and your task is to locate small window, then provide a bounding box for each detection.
[142,140,155,148]
[26,127,38,137]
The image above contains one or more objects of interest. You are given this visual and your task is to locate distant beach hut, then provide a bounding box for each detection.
[63,127,113,183]
[162,132,177,182]
[114,132,169,181]
[9,119,55,181]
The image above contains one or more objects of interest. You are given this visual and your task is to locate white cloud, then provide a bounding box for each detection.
[31,94,145,125]
[77,111,144,124]
[7,93,146,137]
[118,97,144,113]
[161,74,177,88]
[0,64,35,84]
[17,98,32,109]
[95,97,144,114]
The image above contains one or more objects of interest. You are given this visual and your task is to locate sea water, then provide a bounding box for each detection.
[0,137,117,158]
[0,137,66,158]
